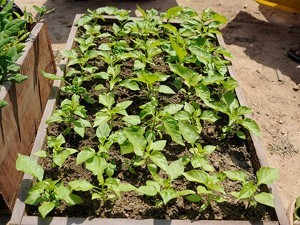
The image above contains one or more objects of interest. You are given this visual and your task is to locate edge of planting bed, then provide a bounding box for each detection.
[0,22,56,211]
[8,14,287,225]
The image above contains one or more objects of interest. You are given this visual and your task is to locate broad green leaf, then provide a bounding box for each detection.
[119,183,137,192]
[195,84,210,101]
[162,116,184,146]
[124,129,146,157]
[152,140,167,151]
[178,120,198,145]
[184,102,194,114]
[93,112,111,127]
[98,43,111,50]
[236,130,246,140]
[200,110,220,122]
[174,111,190,121]
[150,151,168,171]
[122,115,141,125]
[120,140,134,155]
[99,93,115,109]
[160,188,177,204]
[191,156,214,172]
[158,85,175,94]
[133,60,145,70]
[64,194,83,205]
[120,79,140,90]
[137,185,158,196]
[69,180,94,191]
[197,185,212,194]
[39,202,55,218]
[237,106,252,115]
[169,63,197,88]
[42,71,64,81]
[115,101,133,110]
[73,122,85,138]
[234,182,257,200]
[8,74,27,83]
[183,170,209,184]
[76,148,95,164]
[256,167,278,186]
[254,192,274,207]
[86,155,108,175]
[169,35,187,62]
[177,189,195,197]
[163,104,183,115]
[186,194,201,202]
[53,150,75,167]
[16,154,44,181]
[96,122,111,140]
[34,150,47,158]
[223,170,248,183]
[241,118,261,136]
[166,158,184,181]
[164,6,183,20]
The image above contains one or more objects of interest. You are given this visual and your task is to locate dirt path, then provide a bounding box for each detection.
[15,0,300,216]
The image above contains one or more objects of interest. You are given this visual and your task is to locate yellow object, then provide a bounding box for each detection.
[256,0,300,13]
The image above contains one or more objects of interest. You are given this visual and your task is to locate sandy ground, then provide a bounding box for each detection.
[13,0,300,220]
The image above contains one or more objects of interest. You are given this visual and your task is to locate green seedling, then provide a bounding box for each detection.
[46,94,91,138]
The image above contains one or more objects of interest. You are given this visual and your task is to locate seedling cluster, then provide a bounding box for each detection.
[17,6,278,219]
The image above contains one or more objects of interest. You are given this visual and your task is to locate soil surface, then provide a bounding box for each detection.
[14,0,300,219]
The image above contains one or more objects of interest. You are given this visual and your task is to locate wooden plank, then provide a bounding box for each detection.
[0,22,56,211]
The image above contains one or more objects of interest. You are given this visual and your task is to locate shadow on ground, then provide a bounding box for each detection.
[44,0,178,46]
[221,10,300,84]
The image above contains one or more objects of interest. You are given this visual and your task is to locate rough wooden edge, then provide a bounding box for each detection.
[9,15,282,225]
[8,16,80,225]
[216,34,289,225]
[20,216,279,225]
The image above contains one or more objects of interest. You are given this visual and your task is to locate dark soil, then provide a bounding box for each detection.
[26,18,277,221]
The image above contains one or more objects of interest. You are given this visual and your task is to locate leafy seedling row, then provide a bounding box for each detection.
[17,6,278,220]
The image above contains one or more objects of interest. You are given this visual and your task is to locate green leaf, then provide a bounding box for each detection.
[119,183,137,192]
[234,182,257,200]
[177,189,195,197]
[53,150,75,167]
[38,202,55,218]
[191,157,214,172]
[86,155,108,175]
[254,192,274,207]
[169,35,187,62]
[150,151,168,171]
[42,71,64,81]
[160,188,177,205]
[164,6,183,20]
[166,158,184,181]
[186,194,201,202]
[64,194,83,205]
[241,118,261,136]
[76,148,95,164]
[69,180,94,191]
[137,185,158,196]
[34,150,48,158]
[178,120,199,145]
[94,112,111,127]
[98,43,111,50]
[99,93,115,109]
[200,110,220,122]
[120,79,140,90]
[184,102,194,114]
[96,122,111,140]
[223,170,248,183]
[158,85,175,94]
[162,116,184,146]
[163,104,183,115]
[8,74,27,83]
[152,140,166,151]
[124,129,146,157]
[183,170,209,184]
[256,167,278,186]
[120,140,134,155]
[16,154,44,181]
[0,100,8,109]
[122,115,141,125]
[236,130,246,139]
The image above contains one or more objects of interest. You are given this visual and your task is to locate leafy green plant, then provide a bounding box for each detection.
[46,94,91,137]
[224,167,278,208]
[35,134,77,167]
[16,154,82,218]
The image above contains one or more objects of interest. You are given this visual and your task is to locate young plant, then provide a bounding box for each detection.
[35,134,77,167]
[46,94,91,138]
[93,92,135,128]
[224,167,278,208]
[137,160,194,205]
[16,154,82,218]
[184,169,227,211]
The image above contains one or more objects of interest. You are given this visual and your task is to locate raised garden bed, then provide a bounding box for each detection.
[0,21,56,211]
[10,6,288,225]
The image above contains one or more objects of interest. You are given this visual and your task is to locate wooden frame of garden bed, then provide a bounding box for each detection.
[0,22,56,212]
[8,15,288,225]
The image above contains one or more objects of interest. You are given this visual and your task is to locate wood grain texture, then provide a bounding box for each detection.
[0,23,56,211]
